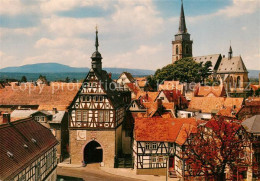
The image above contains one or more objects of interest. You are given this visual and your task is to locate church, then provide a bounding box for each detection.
[172,1,249,96]
[68,28,131,167]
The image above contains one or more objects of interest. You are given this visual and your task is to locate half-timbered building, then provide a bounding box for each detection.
[68,29,131,167]
[133,117,197,177]
[0,115,58,181]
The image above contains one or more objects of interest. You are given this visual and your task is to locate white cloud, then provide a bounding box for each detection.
[35,37,91,49]
[0,51,18,68]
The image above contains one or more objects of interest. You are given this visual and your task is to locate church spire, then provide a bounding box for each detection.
[91,26,102,73]
[228,45,233,60]
[178,0,187,34]
[95,25,99,51]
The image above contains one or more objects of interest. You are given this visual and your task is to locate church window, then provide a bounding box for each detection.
[237,76,241,88]
[76,110,81,121]
[176,45,179,54]
[186,45,189,54]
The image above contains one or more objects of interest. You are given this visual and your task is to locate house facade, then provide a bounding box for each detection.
[68,29,131,167]
[0,115,58,181]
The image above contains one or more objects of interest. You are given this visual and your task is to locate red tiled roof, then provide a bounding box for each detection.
[0,118,58,180]
[189,97,244,113]
[0,84,80,111]
[125,83,141,95]
[159,90,188,106]
[135,77,147,87]
[135,117,197,142]
[175,124,197,145]
[250,84,260,91]
[196,85,226,97]
[137,91,159,102]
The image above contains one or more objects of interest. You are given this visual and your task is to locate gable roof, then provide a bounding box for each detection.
[242,115,260,134]
[217,56,248,73]
[189,97,244,114]
[134,117,197,142]
[193,54,221,71]
[118,72,135,83]
[0,85,80,111]
[157,90,188,106]
[125,83,141,95]
[136,91,159,102]
[0,118,58,180]
[196,85,226,97]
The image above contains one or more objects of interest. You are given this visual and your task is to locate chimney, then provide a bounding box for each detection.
[52,108,58,114]
[3,113,10,124]
[157,98,162,108]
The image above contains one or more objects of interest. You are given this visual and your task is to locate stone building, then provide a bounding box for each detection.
[172,1,193,63]
[68,29,131,168]
[172,1,249,96]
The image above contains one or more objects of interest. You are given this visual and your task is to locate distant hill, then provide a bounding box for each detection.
[0,63,155,75]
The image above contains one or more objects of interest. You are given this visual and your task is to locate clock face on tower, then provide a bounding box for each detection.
[77,130,86,140]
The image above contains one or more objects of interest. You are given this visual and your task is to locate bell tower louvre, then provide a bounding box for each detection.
[172,0,193,63]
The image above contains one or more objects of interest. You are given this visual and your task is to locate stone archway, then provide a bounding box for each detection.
[83,140,103,164]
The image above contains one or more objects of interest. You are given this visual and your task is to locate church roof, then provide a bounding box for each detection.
[242,115,260,134]
[178,1,187,34]
[217,56,248,73]
[193,54,221,70]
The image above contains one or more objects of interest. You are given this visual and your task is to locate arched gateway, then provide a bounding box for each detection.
[84,141,103,164]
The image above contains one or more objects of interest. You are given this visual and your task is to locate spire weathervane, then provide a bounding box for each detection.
[95,25,99,51]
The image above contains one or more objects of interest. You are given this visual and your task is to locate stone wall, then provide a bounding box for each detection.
[69,129,116,168]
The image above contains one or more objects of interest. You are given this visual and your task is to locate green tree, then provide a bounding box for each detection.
[65,77,70,83]
[21,76,27,82]
[154,58,212,83]
[146,75,157,91]
[255,88,260,96]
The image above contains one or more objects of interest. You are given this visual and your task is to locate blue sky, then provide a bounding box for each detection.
[0,0,259,70]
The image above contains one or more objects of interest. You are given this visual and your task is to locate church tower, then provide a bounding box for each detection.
[172,0,193,63]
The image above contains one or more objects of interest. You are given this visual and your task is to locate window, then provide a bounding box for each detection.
[35,163,41,180]
[82,96,86,102]
[87,96,90,102]
[152,142,157,150]
[95,96,98,102]
[158,156,164,163]
[76,110,81,121]
[99,96,103,102]
[145,143,150,150]
[18,175,25,181]
[186,45,189,54]
[151,156,157,163]
[176,45,179,54]
[104,111,109,122]
[98,111,104,122]
[169,143,174,148]
[82,111,88,121]
[35,116,45,122]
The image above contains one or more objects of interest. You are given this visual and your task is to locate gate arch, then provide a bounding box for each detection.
[83,140,103,164]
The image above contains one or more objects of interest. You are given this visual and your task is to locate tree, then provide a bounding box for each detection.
[146,75,157,91]
[154,58,212,83]
[255,88,260,96]
[21,76,27,82]
[65,77,70,83]
[183,117,251,181]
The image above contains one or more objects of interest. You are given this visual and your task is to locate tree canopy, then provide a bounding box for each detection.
[153,57,212,84]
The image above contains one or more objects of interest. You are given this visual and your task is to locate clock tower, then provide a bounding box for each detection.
[172,0,193,63]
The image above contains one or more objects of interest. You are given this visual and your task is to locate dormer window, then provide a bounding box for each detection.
[31,138,37,144]
[35,116,45,122]
[7,151,13,158]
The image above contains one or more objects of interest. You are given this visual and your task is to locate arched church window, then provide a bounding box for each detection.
[176,45,179,54]
[237,76,241,88]
[186,45,189,54]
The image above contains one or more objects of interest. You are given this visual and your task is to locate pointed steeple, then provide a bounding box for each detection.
[178,0,187,34]
[95,25,99,51]
[91,26,102,73]
[228,45,233,60]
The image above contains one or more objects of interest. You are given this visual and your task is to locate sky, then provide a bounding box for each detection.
[0,0,259,71]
